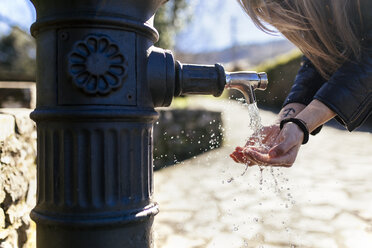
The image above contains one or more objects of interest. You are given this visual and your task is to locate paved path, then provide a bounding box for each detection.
[154,97,372,248]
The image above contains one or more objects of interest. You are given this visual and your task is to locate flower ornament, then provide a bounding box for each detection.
[68,35,128,95]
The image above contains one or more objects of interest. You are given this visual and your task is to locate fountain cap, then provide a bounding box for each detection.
[257,72,268,91]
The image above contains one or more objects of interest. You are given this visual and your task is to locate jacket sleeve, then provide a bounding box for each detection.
[314,51,372,131]
[283,56,327,107]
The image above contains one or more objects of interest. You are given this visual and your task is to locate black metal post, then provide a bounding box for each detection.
[29,1,266,247]
[29,1,163,247]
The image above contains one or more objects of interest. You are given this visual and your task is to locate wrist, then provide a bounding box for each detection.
[278,103,306,122]
[280,118,310,144]
[285,122,305,142]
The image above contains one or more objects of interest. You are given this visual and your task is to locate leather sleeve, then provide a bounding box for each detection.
[283,56,327,107]
[314,51,372,131]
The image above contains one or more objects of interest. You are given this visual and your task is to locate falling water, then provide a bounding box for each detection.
[242,102,265,180]
[246,102,264,139]
[242,101,284,194]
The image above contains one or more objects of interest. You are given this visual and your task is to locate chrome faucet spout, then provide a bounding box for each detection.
[225,71,268,104]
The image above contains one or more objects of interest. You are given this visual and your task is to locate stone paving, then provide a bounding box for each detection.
[153,97,372,248]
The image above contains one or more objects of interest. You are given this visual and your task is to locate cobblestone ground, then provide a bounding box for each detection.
[154,97,372,248]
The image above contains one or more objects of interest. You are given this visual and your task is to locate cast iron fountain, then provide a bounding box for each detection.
[29,0,267,247]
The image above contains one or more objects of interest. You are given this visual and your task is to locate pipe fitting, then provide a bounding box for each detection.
[174,62,226,97]
[147,47,269,107]
[147,48,226,107]
[147,48,176,107]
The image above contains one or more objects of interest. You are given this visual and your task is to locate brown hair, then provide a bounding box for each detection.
[239,0,363,79]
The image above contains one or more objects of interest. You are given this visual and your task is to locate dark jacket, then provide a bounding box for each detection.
[283,1,372,131]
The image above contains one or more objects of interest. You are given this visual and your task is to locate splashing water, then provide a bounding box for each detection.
[241,102,266,178]
[231,101,297,247]
[246,102,264,139]
[242,102,283,194]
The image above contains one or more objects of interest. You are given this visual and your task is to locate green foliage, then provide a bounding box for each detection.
[0,27,36,81]
[154,0,190,49]
[254,49,303,110]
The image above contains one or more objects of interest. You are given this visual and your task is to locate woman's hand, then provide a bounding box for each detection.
[230,122,304,167]
[243,122,304,167]
[229,124,280,165]
[230,100,335,167]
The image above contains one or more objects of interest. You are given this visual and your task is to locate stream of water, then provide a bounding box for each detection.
[242,102,296,247]
[245,102,284,193]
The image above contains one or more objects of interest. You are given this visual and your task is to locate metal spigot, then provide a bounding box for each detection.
[225,71,268,104]
[147,48,269,107]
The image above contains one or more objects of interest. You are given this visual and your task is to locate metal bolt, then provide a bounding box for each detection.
[60,32,69,41]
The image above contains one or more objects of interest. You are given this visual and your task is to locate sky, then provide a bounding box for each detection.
[0,0,35,33]
[175,0,284,52]
[0,0,283,53]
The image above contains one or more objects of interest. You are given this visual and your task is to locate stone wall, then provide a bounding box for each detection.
[153,109,223,170]
[0,109,36,248]
[0,83,36,109]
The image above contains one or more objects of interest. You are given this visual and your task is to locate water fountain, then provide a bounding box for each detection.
[29,0,268,247]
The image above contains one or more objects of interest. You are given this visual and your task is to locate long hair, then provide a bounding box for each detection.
[239,0,363,79]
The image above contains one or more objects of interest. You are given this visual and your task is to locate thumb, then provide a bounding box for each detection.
[269,122,304,157]
[269,135,297,157]
[269,142,289,158]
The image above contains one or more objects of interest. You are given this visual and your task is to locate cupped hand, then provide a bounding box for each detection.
[230,124,280,165]
[230,122,304,167]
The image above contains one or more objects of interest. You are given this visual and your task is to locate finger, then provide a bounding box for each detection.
[260,127,276,143]
[264,146,298,167]
[238,153,254,165]
[235,146,244,152]
[241,149,262,166]
[229,153,240,163]
[231,151,246,164]
[245,148,296,167]
[234,149,259,165]
[230,152,241,163]
[245,145,270,154]
[269,134,298,157]
[243,149,271,166]
[245,136,260,146]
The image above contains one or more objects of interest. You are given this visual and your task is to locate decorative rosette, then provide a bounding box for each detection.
[68,35,128,95]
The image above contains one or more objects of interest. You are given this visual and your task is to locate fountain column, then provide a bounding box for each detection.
[29,1,162,247]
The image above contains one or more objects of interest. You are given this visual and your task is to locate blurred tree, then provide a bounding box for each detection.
[0,27,36,81]
[154,0,192,49]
